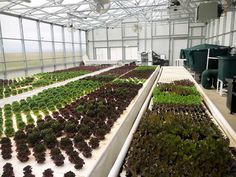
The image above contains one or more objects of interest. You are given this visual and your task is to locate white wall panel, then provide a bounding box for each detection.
[192,28,202,36]
[146,39,151,51]
[218,36,223,45]
[109,41,122,47]
[233,32,236,46]
[139,41,145,52]
[96,48,107,60]
[139,23,146,38]
[125,47,137,59]
[191,39,201,46]
[152,39,169,57]
[174,23,188,35]
[94,42,107,47]
[88,43,94,59]
[219,16,224,34]
[172,39,187,65]
[110,48,122,60]
[124,40,137,47]
[108,28,122,40]
[146,24,151,38]
[234,14,236,30]
[88,31,92,40]
[213,19,218,36]
[94,29,107,41]
[124,24,137,37]
[206,24,210,38]
[224,34,230,46]
[226,12,232,33]
[155,23,169,36]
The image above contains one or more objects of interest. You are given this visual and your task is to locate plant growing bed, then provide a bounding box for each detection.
[0,65,136,136]
[99,65,136,77]
[0,65,108,99]
[121,66,156,79]
[119,80,236,177]
[0,65,158,177]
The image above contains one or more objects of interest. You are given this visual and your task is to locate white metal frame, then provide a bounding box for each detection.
[0,0,208,31]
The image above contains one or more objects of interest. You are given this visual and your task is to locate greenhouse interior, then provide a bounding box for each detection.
[0,0,236,176]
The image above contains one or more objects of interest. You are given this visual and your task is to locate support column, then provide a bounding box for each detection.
[106,27,110,60]
[0,20,7,79]
[62,26,67,69]
[51,24,56,70]
[229,11,235,46]
[37,21,44,73]
[19,17,28,76]
[71,29,75,66]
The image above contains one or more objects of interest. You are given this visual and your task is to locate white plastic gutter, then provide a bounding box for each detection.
[108,67,163,177]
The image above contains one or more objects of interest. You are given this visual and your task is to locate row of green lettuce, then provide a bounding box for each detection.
[0,66,156,137]
[0,66,108,99]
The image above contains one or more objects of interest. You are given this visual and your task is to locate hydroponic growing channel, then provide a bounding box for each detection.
[111,67,236,177]
[0,65,159,177]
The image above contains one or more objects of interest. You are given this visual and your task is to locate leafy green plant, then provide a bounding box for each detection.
[153,84,201,106]
[134,66,157,71]
[126,111,234,177]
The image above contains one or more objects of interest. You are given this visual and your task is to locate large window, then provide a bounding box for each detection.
[3,39,23,62]
[40,22,52,41]
[25,41,41,68]
[73,31,80,43]
[64,29,72,43]
[81,31,86,43]
[0,15,21,39]
[0,14,87,77]
[23,19,38,40]
[53,25,63,42]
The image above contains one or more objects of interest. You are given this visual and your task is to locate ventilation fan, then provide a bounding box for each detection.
[132,24,142,33]
[169,0,181,11]
[66,16,78,32]
[89,0,111,14]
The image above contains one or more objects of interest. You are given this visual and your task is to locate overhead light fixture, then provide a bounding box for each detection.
[169,0,181,11]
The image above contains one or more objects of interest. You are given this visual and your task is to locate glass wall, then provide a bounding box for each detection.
[0,14,86,78]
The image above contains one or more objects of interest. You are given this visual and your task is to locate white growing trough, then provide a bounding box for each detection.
[0,66,160,177]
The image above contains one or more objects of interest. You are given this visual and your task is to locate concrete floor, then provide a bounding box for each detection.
[201,86,236,132]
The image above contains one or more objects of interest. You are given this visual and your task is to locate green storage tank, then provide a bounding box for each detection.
[201,69,218,89]
[180,44,230,74]
[218,56,236,83]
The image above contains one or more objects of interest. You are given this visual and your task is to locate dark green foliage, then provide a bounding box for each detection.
[64,171,75,177]
[126,110,233,177]
[2,163,15,177]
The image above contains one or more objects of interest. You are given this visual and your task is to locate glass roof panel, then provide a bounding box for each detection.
[42,7,63,13]
[62,0,84,5]
[8,4,26,10]
[0,2,10,8]
[21,0,48,7]
[11,9,30,14]
[0,0,196,30]
[77,4,89,11]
